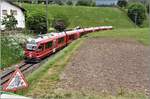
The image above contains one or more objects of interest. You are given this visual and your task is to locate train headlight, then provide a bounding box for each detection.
[29,53,32,58]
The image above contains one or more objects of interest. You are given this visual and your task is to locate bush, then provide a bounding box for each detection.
[66,0,73,5]
[26,12,49,34]
[1,36,24,68]
[54,0,63,5]
[52,14,69,32]
[2,13,18,30]
[127,3,146,26]
[76,0,95,6]
[117,0,127,8]
[147,5,149,13]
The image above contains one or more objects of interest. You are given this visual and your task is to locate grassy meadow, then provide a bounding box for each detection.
[88,28,150,45]
[23,4,136,29]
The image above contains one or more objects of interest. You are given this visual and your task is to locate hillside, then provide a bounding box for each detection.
[23,4,135,29]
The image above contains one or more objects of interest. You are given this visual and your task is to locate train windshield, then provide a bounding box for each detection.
[26,40,37,51]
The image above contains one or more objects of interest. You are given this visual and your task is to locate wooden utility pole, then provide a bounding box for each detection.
[46,0,49,33]
[149,0,150,29]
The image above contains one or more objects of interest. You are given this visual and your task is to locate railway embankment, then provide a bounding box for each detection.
[21,28,150,99]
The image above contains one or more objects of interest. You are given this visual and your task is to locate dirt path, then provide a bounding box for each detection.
[58,38,150,95]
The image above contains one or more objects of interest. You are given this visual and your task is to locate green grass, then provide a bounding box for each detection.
[23,4,135,29]
[142,14,150,28]
[88,28,150,45]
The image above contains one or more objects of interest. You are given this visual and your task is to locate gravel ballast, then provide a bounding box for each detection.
[58,38,150,95]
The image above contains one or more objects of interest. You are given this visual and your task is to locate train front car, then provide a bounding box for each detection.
[24,38,41,63]
[24,33,67,63]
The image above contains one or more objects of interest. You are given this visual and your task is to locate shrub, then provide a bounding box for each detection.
[2,13,18,30]
[117,0,128,8]
[54,0,63,5]
[26,12,49,34]
[147,5,149,13]
[76,0,95,6]
[52,14,69,32]
[66,0,73,5]
[1,36,24,68]
[127,3,146,26]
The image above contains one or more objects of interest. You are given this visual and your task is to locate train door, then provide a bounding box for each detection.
[58,37,65,48]
[37,44,45,58]
[45,41,53,55]
[52,39,56,53]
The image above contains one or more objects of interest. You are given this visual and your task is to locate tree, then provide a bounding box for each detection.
[2,13,18,30]
[147,5,149,14]
[66,0,73,5]
[52,14,69,32]
[76,0,95,6]
[117,0,127,8]
[26,12,48,34]
[127,3,146,26]
[54,0,63,5]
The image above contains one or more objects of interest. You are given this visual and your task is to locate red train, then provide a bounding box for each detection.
[24,26,113,62]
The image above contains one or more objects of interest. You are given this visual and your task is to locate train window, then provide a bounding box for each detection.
[38,44,44,51]
[58,37,64,44]
[69,34,75,40]
[26,44,37,51]
[46,41,53,49]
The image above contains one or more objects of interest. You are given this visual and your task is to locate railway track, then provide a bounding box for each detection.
[0,63,33,86]
[0,54,53,86]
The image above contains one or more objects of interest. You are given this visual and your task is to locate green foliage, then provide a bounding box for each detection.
[26,12,48,34]
[127,3,146,26]
[66,0,73,5]
[52,13,70,32]
[1,36,24,68]
[76,0,95,6]
[147,5,149,13]
[2,14,17,30]
[117,0,128,8]
[23,4,136,28]
[54,0,64,5]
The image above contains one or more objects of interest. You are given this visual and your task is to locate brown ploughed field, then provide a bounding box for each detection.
[58,38,150,95]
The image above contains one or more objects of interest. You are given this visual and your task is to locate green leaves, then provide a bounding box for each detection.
[52,13,70,32]
[26,12,48,34]
[2,14,18,30]
[127,3,146,26]
[76,0,95,6]
[117,0,128,8]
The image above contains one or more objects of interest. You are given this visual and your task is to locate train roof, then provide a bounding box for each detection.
[66,30,78,35]
[27,32,66,44]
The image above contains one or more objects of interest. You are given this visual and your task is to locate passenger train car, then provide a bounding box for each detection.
[24,26,113,62]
